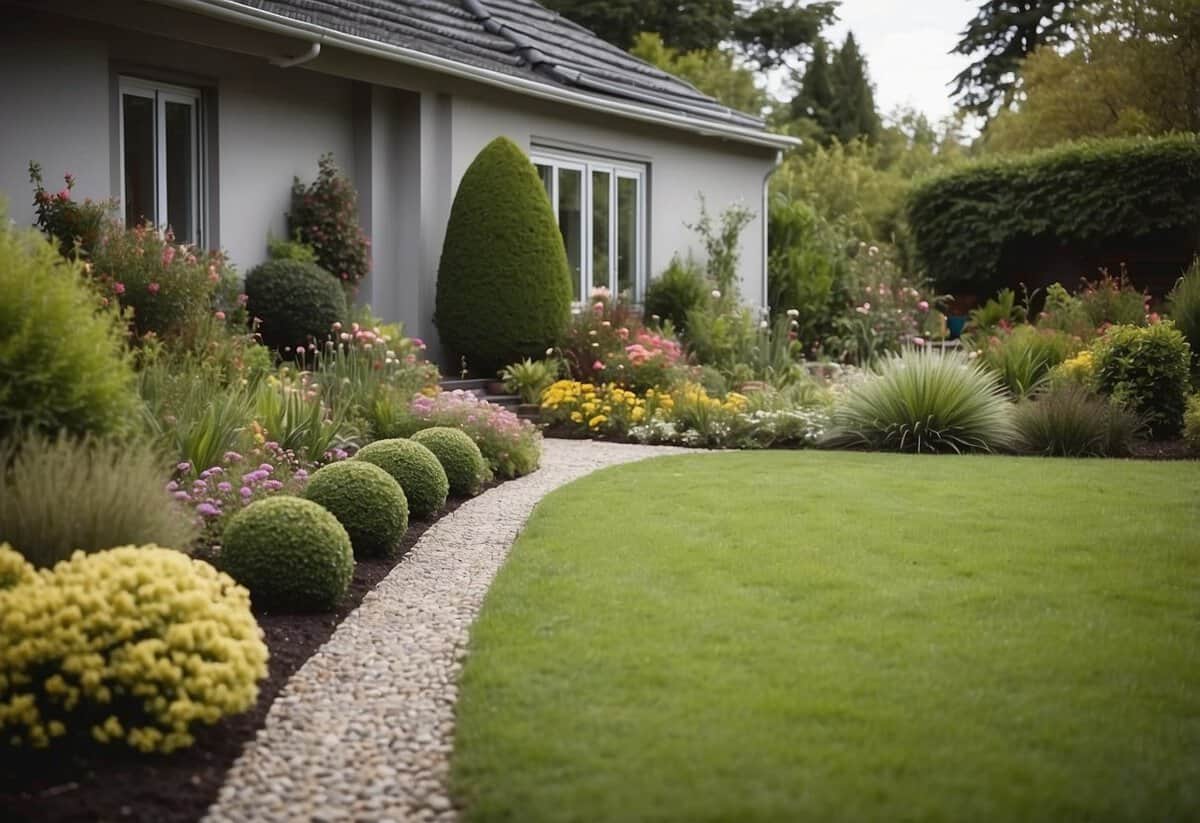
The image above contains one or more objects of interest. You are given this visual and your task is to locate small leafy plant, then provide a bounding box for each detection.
[500,358,557,405]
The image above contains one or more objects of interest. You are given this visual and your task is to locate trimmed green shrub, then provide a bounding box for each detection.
[411,427,487,497]
[355,438,450,519]
[244,259,347,351]
[0,544,268,753]
[220,496,353,612]
[0,218,136,440]
[0,434,198,569]
[1091,322,1191,438]
[766,194,848,345]
[1168,259,1200,373]
[1184,394,1200,450]
[823,347,1016,453]
[302,460,408,558]
[1013,385,1143,457]
[435,137,572,375]
[644,255,707,335]
[907,135,1200,292]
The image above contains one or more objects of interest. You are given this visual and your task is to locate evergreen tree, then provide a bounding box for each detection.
[789,39,836,141]
[829,33,881,144]
[951,1,1078,119]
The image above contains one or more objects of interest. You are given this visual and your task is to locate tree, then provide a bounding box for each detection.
[629,33,768,116]
[982,0,1200,151]
[951,1,1078,119]
[829,32,881,144]
[542,0,837,71]
[788,38,836,137]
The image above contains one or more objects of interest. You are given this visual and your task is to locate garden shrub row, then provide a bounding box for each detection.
[907,135,1200,293]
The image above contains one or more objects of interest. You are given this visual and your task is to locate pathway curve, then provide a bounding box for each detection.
[205,439,689,823]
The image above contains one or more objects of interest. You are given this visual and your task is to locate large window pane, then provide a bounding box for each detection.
[122,93,155,228]
[592,170,611,293]
[558,167,583,301]
[617,176,638,295]
[536,163,553,202]
[164,100,195,243]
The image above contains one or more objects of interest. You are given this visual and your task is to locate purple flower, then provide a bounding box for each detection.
[176,461,193,473]
[223,451,244,463]
[262,480,284,492]
[172,491,190,501]
[196,502,221,518]
[258,463,274,473]
[217,481,233,493]
[240,486,253,499]
[166,481,179,492]
[294,469,309,481]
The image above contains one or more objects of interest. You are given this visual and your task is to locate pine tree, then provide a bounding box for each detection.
[829,33,881,144]
[789,39,836,141]
[951,1,1078,119]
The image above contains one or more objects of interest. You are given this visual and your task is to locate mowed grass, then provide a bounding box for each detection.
[451,452,1200,822]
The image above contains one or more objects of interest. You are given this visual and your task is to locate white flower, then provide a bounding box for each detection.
[759,320,769,329]
[786,308,799,318]
[711,289,722,299]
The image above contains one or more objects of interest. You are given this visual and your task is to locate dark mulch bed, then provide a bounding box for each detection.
[1130,439,1196,461]
[0,491,485,823]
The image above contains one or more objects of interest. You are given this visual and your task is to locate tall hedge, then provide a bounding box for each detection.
[435,137,572,375]
[906,135,1200,293]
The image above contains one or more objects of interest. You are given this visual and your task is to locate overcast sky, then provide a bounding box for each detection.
[825,0,974,123]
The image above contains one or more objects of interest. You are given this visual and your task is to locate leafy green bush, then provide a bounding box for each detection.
[411,427,488,497]
[0,434,198,569]
[220,496,353,612]
[644,255,707,334]
[823,347,1015,453]
[244,259,347,351]
[289,154,370,290]
[907,135,1200,292]
[766,194,848,346]
[1037,283,1095,339]
[1184,394,1200,450]
[1168,259,1200,373]
[974,325,1078,398]
[0,544,268,752]
[354,438,449,519]
[1091,322,1191,438]
[302,460,408,559]
[1013,385,1143,457]
[434,137,572,375]
[0,220,136,441]
[1078,269,1146,328]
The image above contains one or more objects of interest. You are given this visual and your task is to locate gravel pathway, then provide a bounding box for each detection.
[204,439,689,823]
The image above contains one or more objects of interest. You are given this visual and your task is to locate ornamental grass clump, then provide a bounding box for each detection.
[411,427,488,497]
[1013,385,1144,458]
[0,434,198,569]
[303,460,408,558]
[0,544,268,753]
[974,325,1079,398]
[220,496,353,612]
[354,438,448,519]
[823,347,1016,453]
[1168,259,1200,374]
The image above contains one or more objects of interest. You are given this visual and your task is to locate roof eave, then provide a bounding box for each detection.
[150,0,801,150]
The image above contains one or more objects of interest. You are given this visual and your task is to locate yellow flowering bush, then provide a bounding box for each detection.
[0,544,268,753]
[1051,349,1095,387]
[540,380,671,434]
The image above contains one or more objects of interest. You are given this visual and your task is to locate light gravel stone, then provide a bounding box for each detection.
[204,440,689,823]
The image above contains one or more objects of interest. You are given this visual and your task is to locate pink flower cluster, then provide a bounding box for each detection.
[627,330,683,365]
[408,390,542,479]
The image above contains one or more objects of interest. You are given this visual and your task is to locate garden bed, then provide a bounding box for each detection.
[0,489,490,823]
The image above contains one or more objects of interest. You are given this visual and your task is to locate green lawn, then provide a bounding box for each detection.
[452,452,1200,823]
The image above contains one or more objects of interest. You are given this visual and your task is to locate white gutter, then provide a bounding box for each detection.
[761,149,784,312]
[270,39,321,68]
[151,0,800,151]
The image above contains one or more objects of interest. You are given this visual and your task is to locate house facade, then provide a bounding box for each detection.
[0,0,795,359]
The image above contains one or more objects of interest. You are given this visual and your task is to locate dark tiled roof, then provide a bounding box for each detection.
[225,0,766,129]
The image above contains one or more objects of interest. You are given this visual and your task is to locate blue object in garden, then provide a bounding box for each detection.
[947,316,968,340]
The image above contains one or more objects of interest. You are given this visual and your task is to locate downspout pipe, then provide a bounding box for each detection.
[761,149,785,314]
[270,39,322,68]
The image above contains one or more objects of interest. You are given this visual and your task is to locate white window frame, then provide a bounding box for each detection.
[119,77,205,245]
[532,149,647,302]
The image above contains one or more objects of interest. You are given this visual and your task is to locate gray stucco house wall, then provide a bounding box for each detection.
[0,0,795,361]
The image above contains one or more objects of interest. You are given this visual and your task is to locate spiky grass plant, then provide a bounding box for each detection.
[975,325,1077,398]
[1168,259,1200,375]
[0,433,198,567]
[1013,385,1145,458]
[823,346,1015,453]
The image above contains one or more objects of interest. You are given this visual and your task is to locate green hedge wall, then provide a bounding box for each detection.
[906,135,1200,293]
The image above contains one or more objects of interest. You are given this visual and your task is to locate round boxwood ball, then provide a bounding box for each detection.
[410,427,487,497]
[354,439,449,519]
[220,496,353,612]
[302,460,408,558]
[244,259,347,351]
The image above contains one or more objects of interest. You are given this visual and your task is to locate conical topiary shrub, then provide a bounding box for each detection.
[434,137,572,375]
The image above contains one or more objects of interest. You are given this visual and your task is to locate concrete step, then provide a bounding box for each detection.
[438,378,491,393]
